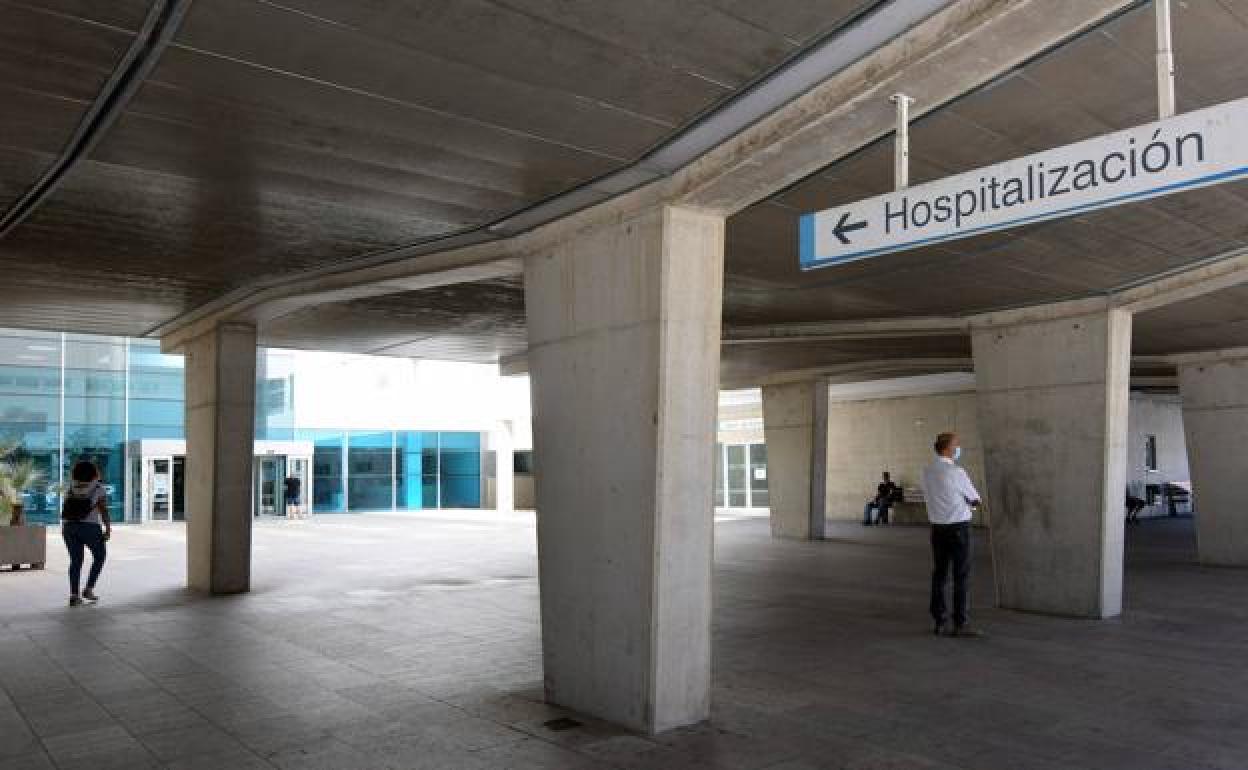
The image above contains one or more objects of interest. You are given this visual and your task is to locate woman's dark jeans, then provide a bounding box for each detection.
[62,521,107,595]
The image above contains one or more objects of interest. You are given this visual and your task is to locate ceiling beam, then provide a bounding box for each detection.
[1115,246,1248,315]
[672,0,1137,214]
[723,317,967,344]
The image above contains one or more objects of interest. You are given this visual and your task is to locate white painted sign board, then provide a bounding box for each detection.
[800,96,1248,270]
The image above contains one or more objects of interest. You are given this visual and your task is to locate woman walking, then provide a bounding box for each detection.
[61,461,111,606]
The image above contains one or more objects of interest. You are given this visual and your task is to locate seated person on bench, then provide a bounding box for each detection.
[863,471,900,526]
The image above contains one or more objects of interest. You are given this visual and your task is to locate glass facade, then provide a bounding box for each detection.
[304,429,484,513]
[0,329,486,524]
[347,431,394,512]
[308,431,346,513]
[0,332,185,525]
[0,330,61,525]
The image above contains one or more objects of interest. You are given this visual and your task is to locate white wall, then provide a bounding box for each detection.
[283,351,532,436]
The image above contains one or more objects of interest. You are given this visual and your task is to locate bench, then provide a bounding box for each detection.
[1144,481,1193,516]
[886,486,928,525]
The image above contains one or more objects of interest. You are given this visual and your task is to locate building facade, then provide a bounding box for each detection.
[0,328,530,525]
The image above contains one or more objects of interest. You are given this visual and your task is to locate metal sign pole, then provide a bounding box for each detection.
[890,93,915,190]
[1155,0,1175,119]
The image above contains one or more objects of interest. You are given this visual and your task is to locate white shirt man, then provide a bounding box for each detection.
[921,456,980,525]
[920,432,983,638]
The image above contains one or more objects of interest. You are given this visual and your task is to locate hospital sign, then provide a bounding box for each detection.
[800,96,1248,269]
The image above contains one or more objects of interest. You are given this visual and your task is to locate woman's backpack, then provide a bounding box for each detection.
[61,494,94,521]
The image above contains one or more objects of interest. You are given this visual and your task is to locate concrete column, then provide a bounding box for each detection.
[183,322,257,594]
[971,305,1131,619]
[524,204,722,733]
[1176,351,1248,566]
[760,379,828,540]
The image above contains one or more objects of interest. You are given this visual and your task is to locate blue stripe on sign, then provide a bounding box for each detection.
[800,165,1248,271]
[799,212,816,268]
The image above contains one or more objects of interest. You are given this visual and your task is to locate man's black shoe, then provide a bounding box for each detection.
[932,622,945,636]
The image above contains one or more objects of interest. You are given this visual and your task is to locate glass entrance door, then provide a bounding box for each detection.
[255,456,283,516]
[145,456,173,521]
[716,442,770,509]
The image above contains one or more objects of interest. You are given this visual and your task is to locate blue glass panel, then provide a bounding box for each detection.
[347,431,392,512]
[255,350,295,441]
[299,430,346,513]
[0,331,62,526]
[0,434,59,526]
[60,336,127,522]
[63,422,125,515]
[395,431,425,510]
[438,432,481,509]
[129,340,186,445]
[421,432,439,508]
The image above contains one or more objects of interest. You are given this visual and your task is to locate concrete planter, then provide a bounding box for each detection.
[0,525,46,570]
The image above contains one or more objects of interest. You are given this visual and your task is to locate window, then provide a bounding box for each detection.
[265,378,288,414]
[347,431,393,511]
[513,450,534,475]
[1145,435,1158,472]
[439,432,482,508]
[303,430,345,513]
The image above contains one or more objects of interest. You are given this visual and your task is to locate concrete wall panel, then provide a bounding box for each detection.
[971,309,1130,619]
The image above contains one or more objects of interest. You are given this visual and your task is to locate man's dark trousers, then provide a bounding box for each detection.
[930,522,971,628]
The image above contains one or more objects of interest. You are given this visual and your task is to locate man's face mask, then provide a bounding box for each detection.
[953,446,962,461]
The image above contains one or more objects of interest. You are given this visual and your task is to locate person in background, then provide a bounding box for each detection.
[284,474,303,518]
[863,471,899,526]
[920,433,983,638]
[61,460,111,607]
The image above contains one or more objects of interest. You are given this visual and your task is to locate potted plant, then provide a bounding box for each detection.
[0,441,47,570]
[0,456,43,526]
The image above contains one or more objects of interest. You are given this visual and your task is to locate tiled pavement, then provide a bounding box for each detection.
[1,511,1246,769]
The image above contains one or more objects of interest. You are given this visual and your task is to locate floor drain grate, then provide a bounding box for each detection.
[543,717,583,731]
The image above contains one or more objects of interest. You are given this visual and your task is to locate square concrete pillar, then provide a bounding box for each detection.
[1176,351,1248,566]
[971,306,1131,619]
[183,322,257,594]
[761,380,828,540]
[524,205,722,733]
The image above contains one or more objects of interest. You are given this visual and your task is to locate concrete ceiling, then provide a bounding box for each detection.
[236,0,1248,383]
[0,0,873,334]
[263,276,525,363]
[1133,281,1248,356]
[7,0,1248,387]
